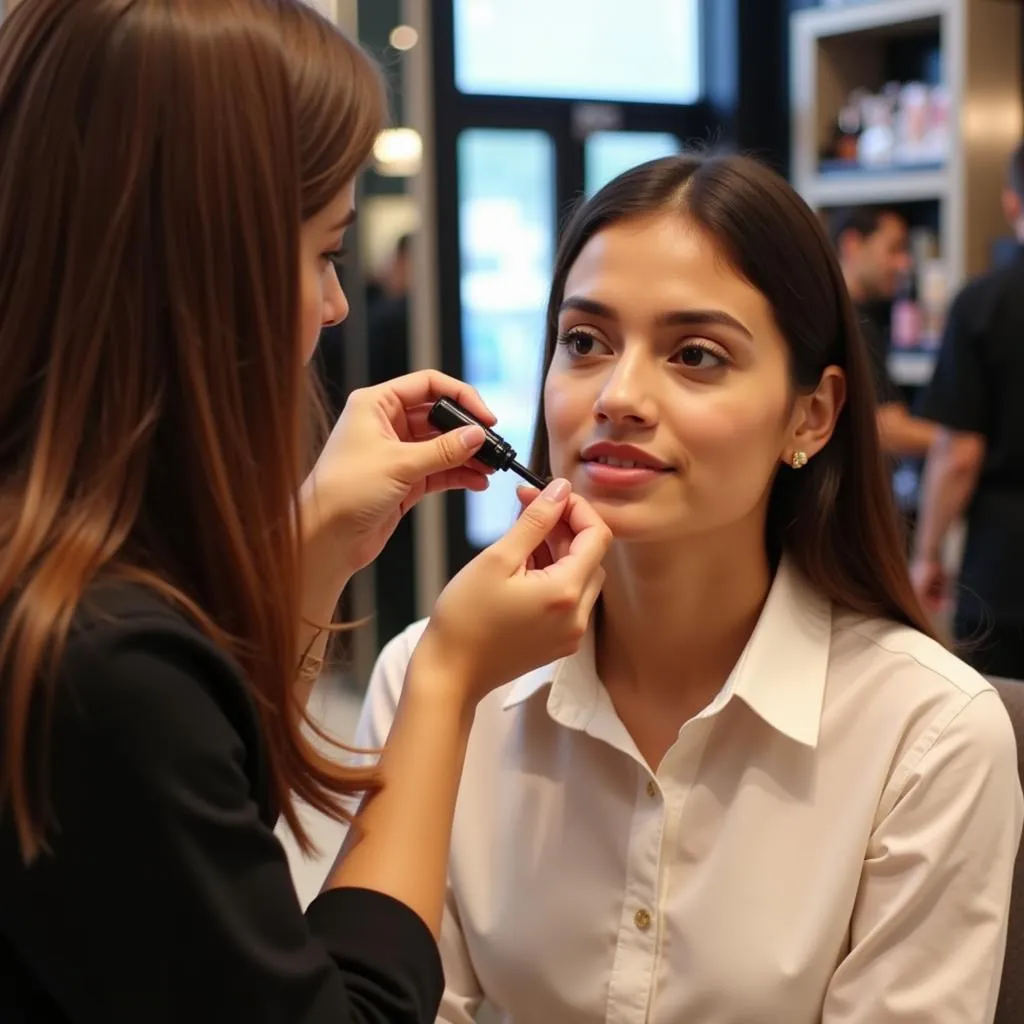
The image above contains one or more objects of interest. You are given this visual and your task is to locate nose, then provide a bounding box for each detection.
[323,266,350,328]
[593,351,658,428]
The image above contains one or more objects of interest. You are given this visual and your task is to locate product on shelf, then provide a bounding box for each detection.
[822,81,950,172]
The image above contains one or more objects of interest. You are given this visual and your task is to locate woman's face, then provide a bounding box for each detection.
[544,211,834,544]
[299,179,356,363]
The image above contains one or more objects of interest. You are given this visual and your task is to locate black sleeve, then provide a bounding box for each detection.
[3,621,442,1024]
[921,287,990,436]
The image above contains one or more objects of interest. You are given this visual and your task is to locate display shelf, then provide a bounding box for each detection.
[806,165,949,206]
[791,0,1022,292]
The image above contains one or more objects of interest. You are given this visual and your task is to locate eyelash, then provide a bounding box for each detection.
[556,328,729,369]
[323,248,346,271]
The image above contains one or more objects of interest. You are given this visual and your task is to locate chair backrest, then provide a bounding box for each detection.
[991,678,1024,1023]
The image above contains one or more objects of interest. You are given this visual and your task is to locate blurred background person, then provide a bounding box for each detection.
[912,143,1024,681]
[368,232,414,385]
[833,205,939,459]
[368,232,417,648]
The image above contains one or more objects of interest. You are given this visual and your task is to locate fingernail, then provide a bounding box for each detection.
[459,425,485,450]
[540,478,570,502]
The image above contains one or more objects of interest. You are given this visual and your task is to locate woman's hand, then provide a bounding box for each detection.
[302,370,494,578]
[910,554,949,615]
[410,479,612,709]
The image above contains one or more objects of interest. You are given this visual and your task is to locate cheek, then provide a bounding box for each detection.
[674,377,791,478]
[543,368,593,473]
[299,266,324,361]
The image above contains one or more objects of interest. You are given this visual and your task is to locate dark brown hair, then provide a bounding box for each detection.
[0,0,385,860]
[530,153,936,637]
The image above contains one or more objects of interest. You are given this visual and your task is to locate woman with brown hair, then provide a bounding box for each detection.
[354,154,1023,1022]
[0,1,611,1022]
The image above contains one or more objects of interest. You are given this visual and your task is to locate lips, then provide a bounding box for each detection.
[579,443,672,472]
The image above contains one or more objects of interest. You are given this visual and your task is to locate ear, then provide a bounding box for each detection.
[837,228,861,265]
[783,366,846,467]
[1001,188,1021,229]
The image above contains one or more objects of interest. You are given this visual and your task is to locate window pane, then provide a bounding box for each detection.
[585,131,683,196]
[454,0,701,105]
[458,129,555,549]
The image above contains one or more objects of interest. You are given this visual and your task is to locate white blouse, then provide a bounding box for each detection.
[350,558,1022,1023]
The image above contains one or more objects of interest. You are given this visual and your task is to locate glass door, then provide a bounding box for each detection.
[584,131,685,195]
[457,128,556,547]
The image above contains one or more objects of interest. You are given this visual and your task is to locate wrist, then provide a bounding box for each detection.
[405,631,477,730]
[299,487,357,586]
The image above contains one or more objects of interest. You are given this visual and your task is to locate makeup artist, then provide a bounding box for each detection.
[0,2,610,1023]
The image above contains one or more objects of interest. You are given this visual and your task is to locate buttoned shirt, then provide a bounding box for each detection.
[352,558,1022,1023]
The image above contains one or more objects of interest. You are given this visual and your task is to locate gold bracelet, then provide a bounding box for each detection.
[298,652,325,683]
[298,628,325,683]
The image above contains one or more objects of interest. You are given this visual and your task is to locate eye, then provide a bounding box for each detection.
[323,248,346,273]
[672,341,728,371]
[556,328,610,359]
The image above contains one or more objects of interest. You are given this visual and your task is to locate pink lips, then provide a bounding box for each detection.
[579,442,673,490]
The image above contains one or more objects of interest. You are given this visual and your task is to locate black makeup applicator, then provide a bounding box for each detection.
[428,397,550,490]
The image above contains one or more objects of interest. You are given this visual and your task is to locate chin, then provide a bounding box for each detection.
[582,498,682,543]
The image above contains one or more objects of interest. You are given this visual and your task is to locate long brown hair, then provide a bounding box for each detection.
[0,0,385,860]
[530,153,936,637]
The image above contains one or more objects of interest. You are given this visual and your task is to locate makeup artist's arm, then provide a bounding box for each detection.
[327,486,610,937]
[351,628,484,1024]
[296,370,495,704]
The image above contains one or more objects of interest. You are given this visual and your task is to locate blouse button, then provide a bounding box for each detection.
[646,779,657,798]
[634,908,652,932]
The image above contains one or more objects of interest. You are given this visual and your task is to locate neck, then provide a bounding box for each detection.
[596,523,773,705]
[1015,219,1024,245]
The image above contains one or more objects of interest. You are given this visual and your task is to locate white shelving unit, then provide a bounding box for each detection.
[790,0,1022,384]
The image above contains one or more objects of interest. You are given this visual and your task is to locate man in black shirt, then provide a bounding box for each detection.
[913,143,1024,679]
[833,206,938,457]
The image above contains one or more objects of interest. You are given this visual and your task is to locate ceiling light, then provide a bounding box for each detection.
[389,25,419,51]
[372,128,423,177]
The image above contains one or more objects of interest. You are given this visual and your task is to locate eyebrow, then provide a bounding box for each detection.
[558,296,753,340]
[328,210,357,234]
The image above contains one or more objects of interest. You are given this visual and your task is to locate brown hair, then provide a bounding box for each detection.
[530,153,936,638]
[0,0,385,860]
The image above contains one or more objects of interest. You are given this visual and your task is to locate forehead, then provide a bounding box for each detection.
[562,213,776,330]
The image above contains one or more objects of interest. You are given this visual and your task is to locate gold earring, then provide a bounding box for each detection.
[791,450,808,470]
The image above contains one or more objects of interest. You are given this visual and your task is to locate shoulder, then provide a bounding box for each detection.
[829,611,1017,771]
[949,262,1022,332]
[357,618,545,748]
[52,584,261,785]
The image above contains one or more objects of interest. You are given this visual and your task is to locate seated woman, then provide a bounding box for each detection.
[349,154,1022,1023]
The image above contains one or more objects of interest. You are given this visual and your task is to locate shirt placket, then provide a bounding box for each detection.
[603,764,668,1024]
[603,719,714,1024]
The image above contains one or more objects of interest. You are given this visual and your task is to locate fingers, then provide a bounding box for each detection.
[489,478,572,568]
[515,485,609,571]
[420,466,491,497]
[373,371,496,427]
[517,486,607,543]
[395,425,487,483]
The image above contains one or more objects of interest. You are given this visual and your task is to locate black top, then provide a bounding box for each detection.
[855,301,901,407]
[922,244,1024,620]
[0,586,443,1023]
